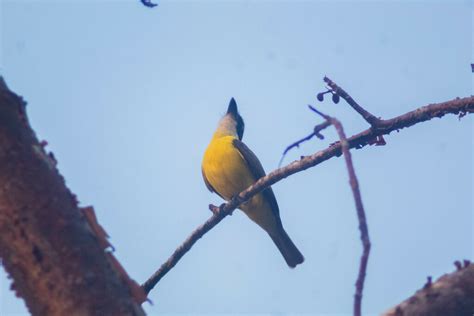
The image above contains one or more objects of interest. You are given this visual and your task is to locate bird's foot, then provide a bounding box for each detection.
[228,195,245,215]
[220,202,231,215]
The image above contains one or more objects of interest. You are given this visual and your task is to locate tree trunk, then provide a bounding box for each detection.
[0,77,145,316]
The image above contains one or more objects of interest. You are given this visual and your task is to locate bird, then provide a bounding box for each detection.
[201,98,304,268]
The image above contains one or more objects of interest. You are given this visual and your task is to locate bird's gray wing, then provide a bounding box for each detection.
[232,139,281,219]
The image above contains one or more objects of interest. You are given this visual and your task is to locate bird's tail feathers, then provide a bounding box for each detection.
[269,226,304,268]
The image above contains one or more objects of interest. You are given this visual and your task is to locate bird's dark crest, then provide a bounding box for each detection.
[227,98,245,140]
[227,97,238,115]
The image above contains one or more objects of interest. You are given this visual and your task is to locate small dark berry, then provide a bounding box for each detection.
[317,93,324,102]
[332,94,340,104]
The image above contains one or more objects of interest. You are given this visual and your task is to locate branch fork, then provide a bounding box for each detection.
[322,76,383,127]
[306,105,371,316]
[142,76,474,315]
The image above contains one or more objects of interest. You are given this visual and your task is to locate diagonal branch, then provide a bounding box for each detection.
[142,93,474,296]
[324,76,382,126]
[310,106,370,316]
[142,204,231,294]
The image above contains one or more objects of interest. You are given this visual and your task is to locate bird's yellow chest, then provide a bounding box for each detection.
[202,136,256,201]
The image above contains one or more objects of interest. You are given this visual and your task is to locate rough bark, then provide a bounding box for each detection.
[0,77,145,316]
[383,263,474,316]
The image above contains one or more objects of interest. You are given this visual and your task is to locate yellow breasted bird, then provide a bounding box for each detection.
[201,98,304,268]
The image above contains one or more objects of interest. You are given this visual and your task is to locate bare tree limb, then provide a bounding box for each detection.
[383,262,474,316]
[142,203,232,294]
[142,87,474,295]
[0,77,145,315]
[309,107,370,316]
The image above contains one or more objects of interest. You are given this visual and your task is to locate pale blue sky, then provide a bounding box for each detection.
[0,1,472,315]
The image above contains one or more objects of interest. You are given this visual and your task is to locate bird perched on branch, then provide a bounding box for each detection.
[201,98,304,268]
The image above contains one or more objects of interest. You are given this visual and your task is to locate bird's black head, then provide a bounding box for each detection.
[227,97,245,140]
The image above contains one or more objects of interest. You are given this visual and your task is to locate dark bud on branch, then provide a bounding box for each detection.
[141,0,157,8]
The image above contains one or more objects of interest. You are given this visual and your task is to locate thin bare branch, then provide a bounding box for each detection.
[142,203,231,294]
[142,93,474,296]
[279,120,331,167]
[323,76,382,126]
[310,107,370,316]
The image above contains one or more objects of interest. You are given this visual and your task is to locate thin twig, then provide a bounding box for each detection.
[278,132,316,167]
[324,76,382,126]
[142,94,474,296]
[279,120,331,167]
[311,107,371,316]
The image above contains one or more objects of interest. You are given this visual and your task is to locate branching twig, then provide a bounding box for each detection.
[310,106,370,316]
[142,91,474,296]
[279,120,331,166]
[323,76,382,126]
